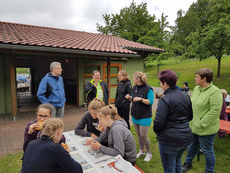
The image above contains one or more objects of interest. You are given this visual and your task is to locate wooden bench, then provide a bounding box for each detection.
[219,119,230,134]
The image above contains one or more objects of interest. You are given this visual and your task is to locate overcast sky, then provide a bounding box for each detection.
[0,0,196,33]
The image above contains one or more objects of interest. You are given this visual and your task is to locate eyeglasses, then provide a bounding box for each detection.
[38,114,49,118]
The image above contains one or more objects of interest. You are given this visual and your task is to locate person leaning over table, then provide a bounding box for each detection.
[75,98,105,139]
[125,71,154,162]
[154,70,193,173]
[182,68,223,173]
[23,103,65,153]
[86,105,136,165]
[21,118,83,173]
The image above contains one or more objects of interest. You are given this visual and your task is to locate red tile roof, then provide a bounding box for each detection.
[0,21,164,55]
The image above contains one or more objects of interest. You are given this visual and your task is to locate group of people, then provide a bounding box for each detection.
[21,61,224,173]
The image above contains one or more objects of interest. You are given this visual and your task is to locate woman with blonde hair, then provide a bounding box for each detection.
[75,98,105,139]
[115,70,133,129]
[86,105,136,165]
[126,71,154,162]
[21,118,83,173]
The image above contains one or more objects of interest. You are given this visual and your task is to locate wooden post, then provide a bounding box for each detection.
[107,57,111,104]
[10,54,17,116]
[76,59,79,107]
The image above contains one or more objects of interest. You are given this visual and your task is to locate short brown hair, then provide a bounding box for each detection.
[37,103,54,116]
[88,98,105,110]
[196,68,213,83]
[92,70,100,75]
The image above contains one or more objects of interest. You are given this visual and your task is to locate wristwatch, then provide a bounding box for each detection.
[141,98,143,102]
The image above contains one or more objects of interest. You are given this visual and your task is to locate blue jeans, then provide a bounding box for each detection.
[185,133,215,173]
[159,143,188,173]
[52,105,65,119]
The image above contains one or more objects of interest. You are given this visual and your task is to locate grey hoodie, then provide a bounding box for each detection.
[96,120,136,163]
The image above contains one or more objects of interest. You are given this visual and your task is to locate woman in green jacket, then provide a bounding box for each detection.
[183,68,222,173]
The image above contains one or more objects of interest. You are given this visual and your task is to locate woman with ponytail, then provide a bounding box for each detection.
[86,105,136,165]
[21,118,83,173]
[75,98,105,139]
[126,71,154,162]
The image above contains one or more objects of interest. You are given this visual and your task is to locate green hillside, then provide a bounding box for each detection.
[145,56,230,92]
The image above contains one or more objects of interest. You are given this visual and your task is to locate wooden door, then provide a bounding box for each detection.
[102,63,122,103]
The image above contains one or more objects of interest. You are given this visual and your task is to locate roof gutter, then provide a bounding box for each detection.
[0,43,141,58]
[123,46,165,53]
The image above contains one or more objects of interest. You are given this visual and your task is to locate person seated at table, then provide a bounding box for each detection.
[21,118,83,173]
[86,105,136,165]
[75,98,105,139]
[218,89,228,138]
[23,103,65,152]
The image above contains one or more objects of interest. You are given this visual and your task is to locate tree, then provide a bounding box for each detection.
[174,0,230,77]
[97,2,157,42]
[97,1,170,71]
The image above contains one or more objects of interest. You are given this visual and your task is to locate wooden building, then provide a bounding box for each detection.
[0,21,164,115]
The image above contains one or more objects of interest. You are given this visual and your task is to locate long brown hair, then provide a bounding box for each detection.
[99,105,122,120]
[119,70,129,80]
[134,71,147,84]
[88,98,105,110]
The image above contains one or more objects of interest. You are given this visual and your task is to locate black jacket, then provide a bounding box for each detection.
[115,79,132,108]
[85,80,109,104]
[75,111,101,137]
[131,84,152,119]
[21,135,83,173]
[154,87,193,147]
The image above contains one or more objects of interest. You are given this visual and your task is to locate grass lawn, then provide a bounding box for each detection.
[145,56,230,92]
[1,56,230,173]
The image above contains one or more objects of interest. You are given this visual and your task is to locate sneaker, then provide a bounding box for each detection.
[182,162,192,173]
[144,153,152,162]
[136,151,145,158]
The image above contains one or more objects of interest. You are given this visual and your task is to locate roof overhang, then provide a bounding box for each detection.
[123,46,165,54]
[0,43,141,58]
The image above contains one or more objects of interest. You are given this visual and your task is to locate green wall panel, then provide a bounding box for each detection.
[0,55,6,114]
[123,58,144,85]
[0,54,12,115]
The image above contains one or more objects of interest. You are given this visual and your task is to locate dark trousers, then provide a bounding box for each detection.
[117,106,130,129]
[159,143,188,173]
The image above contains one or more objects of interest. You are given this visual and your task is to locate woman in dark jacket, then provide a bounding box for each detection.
[23,103,65,152]
[154,70,193,173]
[115,70,133,129]
[126,71,154,162]
[21,118,83,173]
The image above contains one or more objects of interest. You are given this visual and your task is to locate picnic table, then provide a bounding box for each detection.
[219,120,230,134]
[63,131,144,173]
